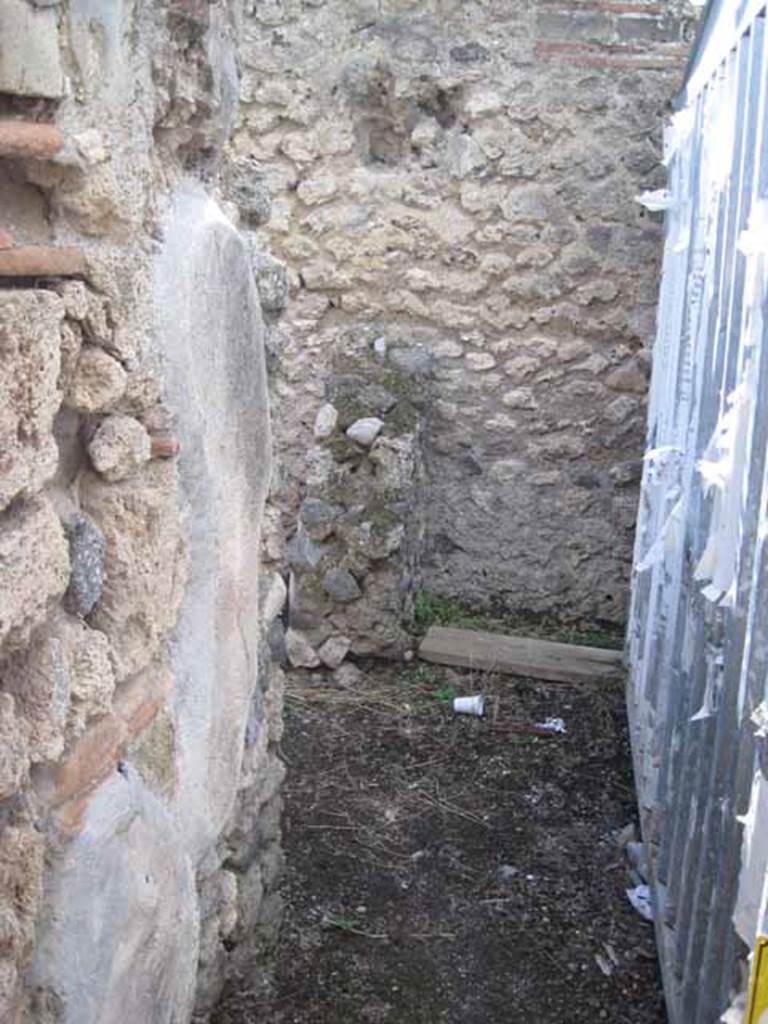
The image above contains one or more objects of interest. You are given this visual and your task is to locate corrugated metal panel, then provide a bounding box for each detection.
[627,3,768,1021]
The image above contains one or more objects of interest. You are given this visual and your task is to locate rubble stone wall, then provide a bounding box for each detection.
[0,3,283,1022]
[236,0,698,654]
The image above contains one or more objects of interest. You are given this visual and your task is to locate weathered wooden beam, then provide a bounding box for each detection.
[0,246,87,278]
[0,120,64,160]
[418,626,624,683]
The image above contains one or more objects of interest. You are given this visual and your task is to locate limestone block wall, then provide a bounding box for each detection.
[0,3,282,1022]
[234,0,699,639]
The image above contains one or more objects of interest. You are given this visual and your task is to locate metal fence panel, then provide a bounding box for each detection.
[627,4,768,1021]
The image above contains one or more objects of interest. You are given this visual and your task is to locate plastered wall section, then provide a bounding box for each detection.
[235,0,699,626]
[0,3,282,1022]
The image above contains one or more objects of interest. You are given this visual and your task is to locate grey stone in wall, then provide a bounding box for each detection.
[62,514,106,618]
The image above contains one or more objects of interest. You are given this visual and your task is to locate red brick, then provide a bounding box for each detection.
[0,246,87,278]
[592,2,665,13]
[0,120,63,160]
[0,230,13,250]
[49,668,172,812]
[150,437,180,459]
[51,715,126,808]
[552,52,681,69]
[535,39,686,68]
[537,0,665,10]
[115,674,169,740]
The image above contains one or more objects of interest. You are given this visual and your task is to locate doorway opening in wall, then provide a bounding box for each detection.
[213,614,663,1024]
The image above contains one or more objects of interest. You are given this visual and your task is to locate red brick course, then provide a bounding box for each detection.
[0,246,87,277]
[535,39,686,69]
[0,121,63,160]
[49,668,173,835]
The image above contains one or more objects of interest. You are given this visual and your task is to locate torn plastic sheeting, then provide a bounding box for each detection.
[644,445,684,462]
[643,445,685,484]
[636,189,675,212]
[535,717,566,735]
[681,607,697,673]
[635,491,686,575]
[738,201,768,360]
[626,884,654,922]
[704,61,738,190]
[674,221,692,254]
[720,990,748,1024]
[690,651,724,722]
[694,374,754,606]
[733,767,768,947]
[738,201,768,257]
[754,701,768,779]
[664,106,696,165]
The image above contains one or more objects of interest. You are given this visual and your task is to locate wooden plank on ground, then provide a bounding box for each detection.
[418,626,624,684]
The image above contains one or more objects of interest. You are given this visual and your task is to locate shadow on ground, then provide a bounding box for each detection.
[213,662,664,1024]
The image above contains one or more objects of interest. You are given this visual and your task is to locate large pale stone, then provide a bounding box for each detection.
[285,627,320,668]
[0,0,64,98]
[297,172,338,206]
[0,290,63,510]
[2,613,114,762]
[81,462,186,681]
[54,281,90,321]
[502,388,538,410]
[260,570,288,626]
[87,414,152,481]
[67,347,128,413]
[0,497,69,654]
[59,320,84,393]
[334,662,363,688]
[318,635,351,669]
[0,694,30,799]
[0,822,44,1019]
[465,352,496,371]
[446,133,487,178]
[346,417,384,447]
[313,402,339,439]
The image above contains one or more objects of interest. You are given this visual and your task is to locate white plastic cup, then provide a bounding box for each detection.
[453,694,485,717]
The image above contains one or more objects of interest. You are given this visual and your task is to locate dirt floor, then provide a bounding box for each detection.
[216,659,665,1024]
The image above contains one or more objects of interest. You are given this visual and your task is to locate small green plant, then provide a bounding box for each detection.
[428,683,457,704]
[398,664,456,703]
[412,591,481,632]
[399,664,437,687]
[557,622,625,651]
[325,913,363,932]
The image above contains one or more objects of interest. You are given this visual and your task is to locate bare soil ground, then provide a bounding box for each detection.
[215,660,665,1024]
